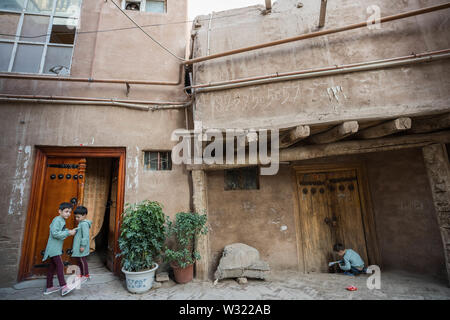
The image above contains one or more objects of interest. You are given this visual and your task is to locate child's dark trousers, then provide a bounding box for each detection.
[76,257,89,276]
[46,255,66,288]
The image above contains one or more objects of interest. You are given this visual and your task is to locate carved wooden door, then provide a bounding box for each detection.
[297,169,368,272]
[31,157,86,275]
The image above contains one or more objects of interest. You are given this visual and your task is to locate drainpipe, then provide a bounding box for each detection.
[186,49,450,93]
[183,2,450,65]
[0,94,192,111]
[0,64,185,86]
[0,97,151,111]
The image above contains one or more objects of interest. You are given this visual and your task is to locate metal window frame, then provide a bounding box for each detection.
[143,151,172,171]
[0,0,82,74]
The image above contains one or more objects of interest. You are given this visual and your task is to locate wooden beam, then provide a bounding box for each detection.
[422,144,450,285]
[186,130,450,171]
[318,0,328,28]
[410,113,450,134]
[192,170,210,280]
[308,121,359,144]
[280,125,310,148]
[356,117,411,139]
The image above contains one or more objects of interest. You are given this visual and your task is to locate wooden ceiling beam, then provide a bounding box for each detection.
[308,121,359,144]
[355,117,411,139]
[410,113,450,134]
[279,125,310,148]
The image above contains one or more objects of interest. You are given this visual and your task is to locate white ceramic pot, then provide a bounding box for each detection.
[122,263,158,294]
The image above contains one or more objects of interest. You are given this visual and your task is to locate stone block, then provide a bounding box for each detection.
[236,277,247,285]
[214,243,270,281]
[156,272,169,282]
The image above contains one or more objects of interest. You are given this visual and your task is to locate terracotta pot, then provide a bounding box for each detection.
[170,262,194,284]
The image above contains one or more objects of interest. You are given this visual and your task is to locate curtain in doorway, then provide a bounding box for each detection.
[82,158,112,252]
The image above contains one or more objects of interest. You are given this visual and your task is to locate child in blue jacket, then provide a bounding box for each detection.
[333,243,369,276]
[72,206,92,284]
[43,202,77,296]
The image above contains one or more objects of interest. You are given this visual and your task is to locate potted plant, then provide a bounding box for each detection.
[117,200,168,293]
[164,212,208,284]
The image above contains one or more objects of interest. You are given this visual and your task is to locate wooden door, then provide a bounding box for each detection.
[296,169,368,273]
[31,157,86,275]
[297,172,335,272]
[327,170,368,264]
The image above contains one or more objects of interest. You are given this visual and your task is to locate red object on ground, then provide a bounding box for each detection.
[346,286,358,291]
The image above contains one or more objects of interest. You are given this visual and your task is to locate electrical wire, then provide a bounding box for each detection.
[109,0,185,61]
[0,9,258,40]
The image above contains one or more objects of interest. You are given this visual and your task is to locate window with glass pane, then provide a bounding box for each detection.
[0,12,20,40]
[0,0,25,11]
[26,0,54,15]
[144,151,172,171]
[146,1,165,13]
[44,46,72,74]
[0,43,14,71]
[55,0,81,16]
[12,44,44,73]
[0,0,82,74]
[225,167,259,191]
[20,15,50,43]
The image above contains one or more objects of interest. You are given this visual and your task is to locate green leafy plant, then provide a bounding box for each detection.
[117,200,169,272]
[164,212,208,269]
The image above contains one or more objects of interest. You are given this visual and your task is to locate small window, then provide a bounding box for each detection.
[225,167,259,191]
[125,1,140,11]
[144,151,172,171]
[122,0,166,13]
[145,1,165,13]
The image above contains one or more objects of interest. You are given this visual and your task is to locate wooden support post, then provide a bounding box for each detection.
[308,121,359,144]
[356,117,411,139]
[411,113,450,134]
[422,144,450,285]
[192,170,210,280]
[280,125,310,148]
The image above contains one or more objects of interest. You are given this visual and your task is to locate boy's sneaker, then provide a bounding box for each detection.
[43,286,61,295]
[61,284,76,296]
[343,271,355,276]
[79,275,90,285]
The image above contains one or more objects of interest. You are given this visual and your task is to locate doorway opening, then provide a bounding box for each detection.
[82,157,119,275]
[18,147,126,282]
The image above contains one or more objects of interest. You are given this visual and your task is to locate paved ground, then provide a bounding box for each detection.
[1,269,449,300]
[2,252,448,300]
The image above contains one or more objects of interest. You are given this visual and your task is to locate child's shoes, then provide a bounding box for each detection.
[79,274,90,285]
[43,286,61,295]
[61,284,76,296]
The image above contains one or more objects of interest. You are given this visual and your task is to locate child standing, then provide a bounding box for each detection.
[72,206,92,284]
[43,202,77,295]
